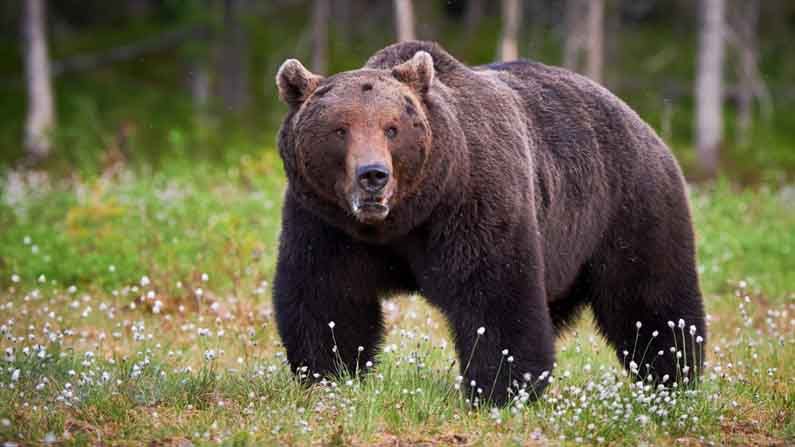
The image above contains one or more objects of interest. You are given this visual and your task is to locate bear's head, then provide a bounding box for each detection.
[276,51,436,233]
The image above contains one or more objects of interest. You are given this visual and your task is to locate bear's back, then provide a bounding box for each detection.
[474,57,682,301]
[479,58,669,165]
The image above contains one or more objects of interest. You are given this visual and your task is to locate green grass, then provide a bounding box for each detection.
[0,155,793,446]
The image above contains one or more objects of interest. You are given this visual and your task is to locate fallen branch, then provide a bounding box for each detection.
[51,25,211,77]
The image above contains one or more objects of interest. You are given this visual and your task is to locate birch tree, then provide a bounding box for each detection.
[564,0,585,70]
[311,0,330,74]
[22,0,55,161]
[498,0,522,61]
[465,0,485,34]
[218,0,249,112]
[728,0,770,146]
[564,0,604,83]
[393,0,415,42]
[695,0,725,177]
[586,0,605,83]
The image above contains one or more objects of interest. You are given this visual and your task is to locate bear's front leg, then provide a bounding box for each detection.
[273,200,387,379]
[427,243,556,406]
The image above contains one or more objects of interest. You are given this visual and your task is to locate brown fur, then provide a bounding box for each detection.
[273,41,706,405]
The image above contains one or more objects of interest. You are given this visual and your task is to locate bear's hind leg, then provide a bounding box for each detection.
[589,248,706,386]
[591,283,705,385]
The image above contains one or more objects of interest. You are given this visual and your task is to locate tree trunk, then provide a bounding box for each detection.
[218,0,249,113]
[586,0,604,83]
[732,0,759,146]
[22,0,55,162]
[311,0,330,74]
[696,0,725,178]
[393,0,415,42]
[563,0,584,71]
[604,0,621,88]
[498,0,521,62]
[465,0,485,34]
[190,62,210,111]
[333,0,352,41]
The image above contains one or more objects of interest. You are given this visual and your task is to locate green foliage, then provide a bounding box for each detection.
[2,5,795,178]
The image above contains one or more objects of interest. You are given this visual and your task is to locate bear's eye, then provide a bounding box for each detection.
[385,126,398,140]
[334,128,347,139]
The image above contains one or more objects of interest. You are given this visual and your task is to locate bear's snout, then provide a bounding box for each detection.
[346,143,394,225]
[349,163,392,224]
[356,163,390,193]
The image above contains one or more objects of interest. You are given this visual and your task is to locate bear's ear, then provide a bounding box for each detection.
[392,51,435,96]
[276,59,323,107]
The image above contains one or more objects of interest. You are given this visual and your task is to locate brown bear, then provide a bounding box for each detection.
[273,41,706,405]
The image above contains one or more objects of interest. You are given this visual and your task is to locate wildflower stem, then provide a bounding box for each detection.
[638,337,655,374]
[670,325,680,382]
[680,325,688,370]
[691,332,698,382]
[488,354,505,403]
[329,327,344,373]
[462,333,482,378]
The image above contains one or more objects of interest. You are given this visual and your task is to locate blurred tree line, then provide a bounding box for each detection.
[3,0,795,181]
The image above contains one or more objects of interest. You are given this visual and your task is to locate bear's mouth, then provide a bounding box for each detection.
[351,196,390,224]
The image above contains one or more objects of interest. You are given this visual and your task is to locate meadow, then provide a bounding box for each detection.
[0,153,793,446]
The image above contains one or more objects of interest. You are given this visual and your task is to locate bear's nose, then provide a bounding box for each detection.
[356,164,390,193]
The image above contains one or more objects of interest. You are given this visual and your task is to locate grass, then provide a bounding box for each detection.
[0,154,793,446]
